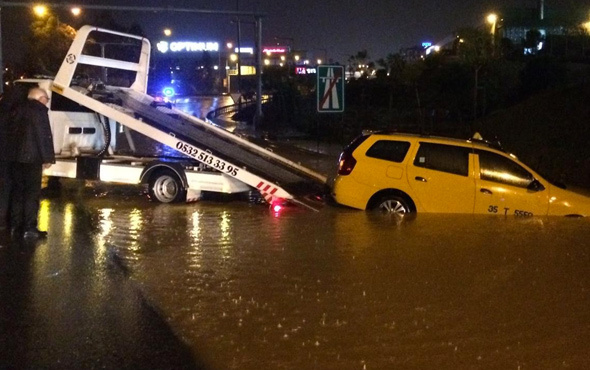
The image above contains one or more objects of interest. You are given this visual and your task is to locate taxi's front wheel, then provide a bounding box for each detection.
[375,195,412,215]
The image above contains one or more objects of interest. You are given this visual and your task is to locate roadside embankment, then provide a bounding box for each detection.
[478,83,590,189]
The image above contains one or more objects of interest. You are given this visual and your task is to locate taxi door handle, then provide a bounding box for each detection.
[480,188,493,195]
[415,176,427,182]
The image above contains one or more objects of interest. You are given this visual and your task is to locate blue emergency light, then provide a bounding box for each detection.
[162,87,175,97]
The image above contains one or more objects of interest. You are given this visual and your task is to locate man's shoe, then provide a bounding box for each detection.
[23,229,48,239]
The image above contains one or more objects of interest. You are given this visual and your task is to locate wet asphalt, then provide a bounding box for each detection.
[0,98,342,370]
[0,228,204,369]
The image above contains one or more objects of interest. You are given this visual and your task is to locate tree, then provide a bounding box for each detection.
[453,27,496,123]
[377,53,406,81]
[454,27,493,64]
[520,56,567,96]
[24,13,76,76]
[347,50,370,78]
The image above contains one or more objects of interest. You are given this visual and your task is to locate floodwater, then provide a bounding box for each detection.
[43,185,590,369]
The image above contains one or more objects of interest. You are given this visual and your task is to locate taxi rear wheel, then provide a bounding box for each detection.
[374,195,412,215]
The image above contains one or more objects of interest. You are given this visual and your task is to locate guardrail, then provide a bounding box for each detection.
[206,97,270,123]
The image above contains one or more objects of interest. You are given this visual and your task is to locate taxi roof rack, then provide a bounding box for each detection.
[469,132,504,151]
[359,130,506,152]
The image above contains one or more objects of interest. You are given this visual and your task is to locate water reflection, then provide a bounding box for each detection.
[38,199,50,234]
[189,209,202,243]
[26,191,590,369]
[0,196,199,368]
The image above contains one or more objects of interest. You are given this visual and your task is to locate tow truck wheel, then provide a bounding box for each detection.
[148,170,186,203]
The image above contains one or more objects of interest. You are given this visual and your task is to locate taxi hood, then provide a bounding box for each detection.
[548,185,590,217]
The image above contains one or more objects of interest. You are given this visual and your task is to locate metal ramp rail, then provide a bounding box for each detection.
[51,25,327,208]
[114,90,325,196]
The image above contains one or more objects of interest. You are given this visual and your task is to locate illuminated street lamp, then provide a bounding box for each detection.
[487,13,497,39]
[487,13,497,32]
[163,28,172,37]
[486,13,497,25]
[317,59,322,65]
[70,7,81,16]
[33,4,47,17]
[487,13,498,55]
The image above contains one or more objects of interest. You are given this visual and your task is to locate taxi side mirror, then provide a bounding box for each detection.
[527,179,545,192]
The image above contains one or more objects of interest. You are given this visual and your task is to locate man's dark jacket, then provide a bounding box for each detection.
[12,99,55,164]
[0,86,28,162]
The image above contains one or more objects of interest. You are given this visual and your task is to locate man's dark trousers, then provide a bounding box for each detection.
[10,163,43,232]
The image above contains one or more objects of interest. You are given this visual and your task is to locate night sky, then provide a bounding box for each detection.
[2,0,590,64]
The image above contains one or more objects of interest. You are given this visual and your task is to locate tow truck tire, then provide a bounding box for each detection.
[148,170,186,203]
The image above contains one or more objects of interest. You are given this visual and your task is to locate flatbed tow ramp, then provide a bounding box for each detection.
[51,26,327,210]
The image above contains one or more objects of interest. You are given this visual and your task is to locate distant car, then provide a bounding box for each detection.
[150,93,174,108]
[331,132,590,217]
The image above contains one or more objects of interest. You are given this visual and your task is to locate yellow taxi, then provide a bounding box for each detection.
[331,132,590,217]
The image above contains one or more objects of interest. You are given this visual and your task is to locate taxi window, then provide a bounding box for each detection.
[365,140,410,163]
[413,142,470,176]
[477,150,533,188]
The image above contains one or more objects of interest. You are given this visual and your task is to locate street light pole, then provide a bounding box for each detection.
[487,13,497,56]
[236,0,242,102]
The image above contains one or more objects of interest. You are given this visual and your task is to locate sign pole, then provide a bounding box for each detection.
[255,16,263,128]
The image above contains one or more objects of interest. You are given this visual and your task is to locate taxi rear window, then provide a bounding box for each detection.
[365,140,410,163]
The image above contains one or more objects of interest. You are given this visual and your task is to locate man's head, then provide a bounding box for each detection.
[27,87,50,104]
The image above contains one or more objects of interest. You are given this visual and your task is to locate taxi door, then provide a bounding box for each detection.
[473,150,549,216]
[406,142,476,213]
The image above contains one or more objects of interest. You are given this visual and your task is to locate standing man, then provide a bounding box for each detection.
[10,87,55,239]
[0,85,29,232]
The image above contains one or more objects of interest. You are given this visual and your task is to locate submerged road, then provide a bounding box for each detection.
[1,178,590,369]
[0,218,203,369]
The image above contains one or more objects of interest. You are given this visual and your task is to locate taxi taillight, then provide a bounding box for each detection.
[337,133,368,176]
[338,152,356,175]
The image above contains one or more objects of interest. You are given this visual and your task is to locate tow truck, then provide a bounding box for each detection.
[17,25,327,209]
